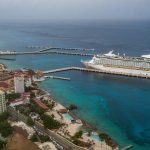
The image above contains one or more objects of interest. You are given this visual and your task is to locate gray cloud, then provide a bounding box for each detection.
[0,0,150,21]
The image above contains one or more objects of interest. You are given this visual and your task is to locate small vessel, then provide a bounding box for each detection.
[0,57,16,61]
[121,144,133,150]
[84,48,95,51]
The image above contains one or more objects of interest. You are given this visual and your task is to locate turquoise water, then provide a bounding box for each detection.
[62,113,74,121]
[0,21,150,149]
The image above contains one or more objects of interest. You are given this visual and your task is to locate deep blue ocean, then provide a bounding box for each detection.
[0,20,150,150]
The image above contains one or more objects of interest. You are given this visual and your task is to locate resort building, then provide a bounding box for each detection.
[9,92,30,107]
[0,90,6,113]
[33,98,48,110]
[14,75,25,93]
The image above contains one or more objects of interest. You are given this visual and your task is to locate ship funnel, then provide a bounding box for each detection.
[104,50,116,57]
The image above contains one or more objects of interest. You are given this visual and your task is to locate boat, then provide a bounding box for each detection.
[0,57,16,61]
[81,51,150,77]
[121,144,133,150]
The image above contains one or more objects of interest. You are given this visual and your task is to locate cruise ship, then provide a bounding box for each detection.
[82,51,150,77]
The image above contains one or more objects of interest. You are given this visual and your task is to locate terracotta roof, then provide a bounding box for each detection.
[10,99,25,104]
[33,98,48,110]
[21,92,30,98]
[58,109,68,113]
[14,72,24,77]
[10,93,30,104]
[0,81,9,88]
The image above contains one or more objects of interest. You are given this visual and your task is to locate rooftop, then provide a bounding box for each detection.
[0,90,5,94]
[0,81,9,89]
[33,98,48,110]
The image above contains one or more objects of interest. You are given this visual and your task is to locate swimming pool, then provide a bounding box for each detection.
[90,133,101,141]
[62,113,74,121]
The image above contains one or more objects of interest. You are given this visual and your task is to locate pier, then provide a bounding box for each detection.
[39,51,94,56]
[26,46,52,49]
[44,75,70,81]
[0,51,94,57]
[43,67,73,74]
[26,46,94,52]
[0,46,95,57]
[43,66,150,79]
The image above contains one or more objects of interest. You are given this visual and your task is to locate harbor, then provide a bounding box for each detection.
[1,49,150,79]
[1,21,150,150]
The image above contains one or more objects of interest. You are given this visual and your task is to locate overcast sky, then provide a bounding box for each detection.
[0,0,150,21]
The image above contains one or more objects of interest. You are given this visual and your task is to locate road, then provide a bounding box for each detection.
[7,107,87,150]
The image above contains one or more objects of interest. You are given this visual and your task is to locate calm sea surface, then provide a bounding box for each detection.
[0,21,150,149]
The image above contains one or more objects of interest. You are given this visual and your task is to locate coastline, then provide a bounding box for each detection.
[1,21,150,150]
[37,83,118,149]
[0,63,7,70]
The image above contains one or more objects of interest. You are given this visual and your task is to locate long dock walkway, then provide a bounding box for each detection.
[43,66,150,79]
[0,51,94,57]
[44,75,70,81]
[42,51,93,56]
[43,67,73,74]
[26,46,94,52]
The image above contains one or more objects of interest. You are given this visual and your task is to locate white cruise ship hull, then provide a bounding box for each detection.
[82,60,150,77]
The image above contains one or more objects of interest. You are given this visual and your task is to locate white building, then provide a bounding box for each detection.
[0,90,6,113]
[10,98,29,107]
[25,76,32,87]
[14,75,25,93]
